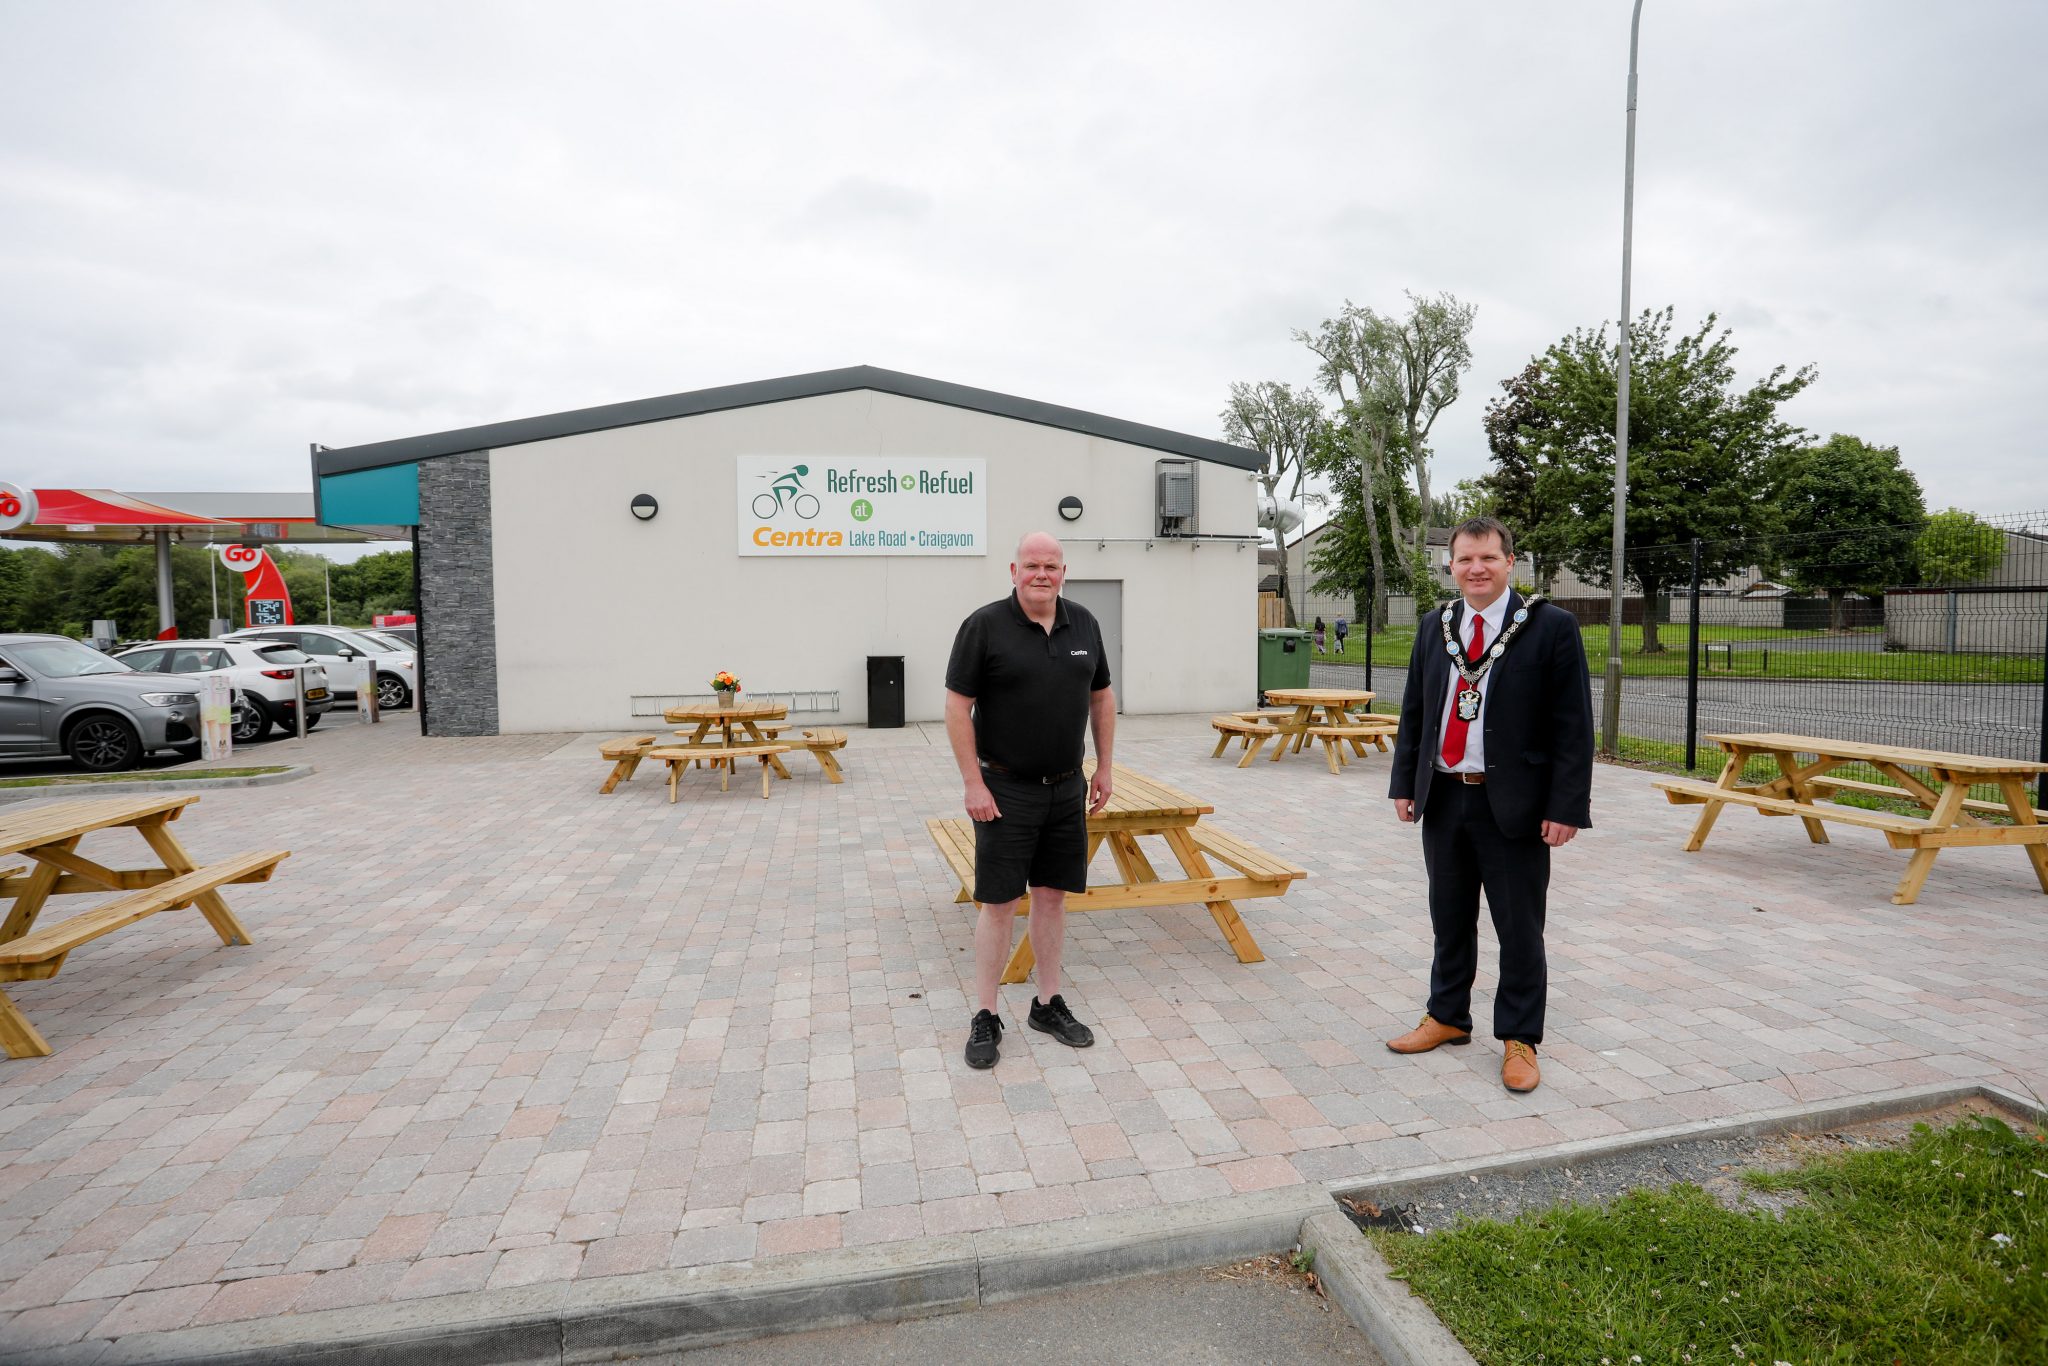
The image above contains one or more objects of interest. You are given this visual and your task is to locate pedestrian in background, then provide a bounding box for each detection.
[1334,616,1349,656]
[1312,616,1326,654]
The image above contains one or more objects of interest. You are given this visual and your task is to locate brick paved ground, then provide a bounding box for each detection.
[1,713,2041,1355]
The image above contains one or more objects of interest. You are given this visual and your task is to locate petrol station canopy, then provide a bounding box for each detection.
[0,489,408,547]
[1,487,410,637]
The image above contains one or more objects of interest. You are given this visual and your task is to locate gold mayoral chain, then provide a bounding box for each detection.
[1441,596,1545,722]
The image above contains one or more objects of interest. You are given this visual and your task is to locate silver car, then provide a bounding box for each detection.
[0,634,201,772]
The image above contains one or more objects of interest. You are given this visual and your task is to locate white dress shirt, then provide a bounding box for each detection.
[1435,593,1511,775]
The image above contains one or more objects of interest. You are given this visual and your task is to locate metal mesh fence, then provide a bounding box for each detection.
[1294,511,2044,808]
[1580,511,2047,770]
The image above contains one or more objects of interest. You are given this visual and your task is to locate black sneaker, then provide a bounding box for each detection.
[1028,994,1095,1048]
[964,1009,1003,1069]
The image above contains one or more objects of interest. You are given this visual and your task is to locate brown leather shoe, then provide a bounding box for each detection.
[1386,1014,1472,1055]
[1501,1041,1540,1093]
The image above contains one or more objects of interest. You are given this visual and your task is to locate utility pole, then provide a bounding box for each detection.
[1602,0,1646,757]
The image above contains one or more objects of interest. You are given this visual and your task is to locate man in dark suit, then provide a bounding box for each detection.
[1386,517,1594,1093]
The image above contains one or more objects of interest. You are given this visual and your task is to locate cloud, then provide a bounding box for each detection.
[0,0,2041,515]
[788,177,934,237]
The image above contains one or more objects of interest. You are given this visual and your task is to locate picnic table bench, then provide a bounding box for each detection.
[1651,731,2048,905]
[927,763,1305,982]
[1253,688,1390,768]
[1303,720,1396,773]
[647,743,794,800]
[1209,716,1284,766]
[1211,707,1394,772]
[597,735,660,793]
[602,721,848,794]
[799,728,848,784]
[0,795,288,1059]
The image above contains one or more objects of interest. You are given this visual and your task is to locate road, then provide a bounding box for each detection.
[667,1262,1380,1364]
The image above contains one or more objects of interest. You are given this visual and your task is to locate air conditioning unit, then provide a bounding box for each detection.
[1156,458,1198,537]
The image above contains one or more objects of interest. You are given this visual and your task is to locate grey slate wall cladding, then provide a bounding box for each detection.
[417,451,499,736]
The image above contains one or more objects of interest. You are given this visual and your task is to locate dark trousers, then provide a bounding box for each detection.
[1420,778,1550,1044]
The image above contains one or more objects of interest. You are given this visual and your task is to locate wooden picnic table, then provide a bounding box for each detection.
[1651,731,2048,905]
[664,698,790,746]
[1251,687,1390,771]
[663,699,795,782]
[0,794,288,1058]
[927,763,1306,982]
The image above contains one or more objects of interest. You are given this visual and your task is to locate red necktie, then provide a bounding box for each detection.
[1440,613,1485,767]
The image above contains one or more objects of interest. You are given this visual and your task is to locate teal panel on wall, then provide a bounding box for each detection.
[321,463,420,526]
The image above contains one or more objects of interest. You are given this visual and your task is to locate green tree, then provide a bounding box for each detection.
[1303,397,1415,626]
[1306,447,1417,628]
[1430,480,1491,528]
[1299,291,1476,573]
[0,548,30,629]
[1523,307,1816,652]
[1301,309,1409,618]
[1381,290,1477,557]
[331,550,415,616]
[1772,434,1925,630]
[1478,361,1568,590]
[1221,381,1323,626]
[11,547,72,633]
[1913,509,2005,585]
[274,552,331,625]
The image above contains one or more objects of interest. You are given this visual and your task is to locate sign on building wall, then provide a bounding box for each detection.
[736,457,986,556]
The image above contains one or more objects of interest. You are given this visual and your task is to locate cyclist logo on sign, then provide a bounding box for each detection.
[751,465,819,520]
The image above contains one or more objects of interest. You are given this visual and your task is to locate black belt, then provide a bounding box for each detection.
[1435,769,1486,785]
[981,760,1082,785]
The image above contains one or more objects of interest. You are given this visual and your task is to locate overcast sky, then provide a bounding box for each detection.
[4,0,2044,558]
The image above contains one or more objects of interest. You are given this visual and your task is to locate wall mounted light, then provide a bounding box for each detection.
[630,494,659,521]
[1057,496,1084,522]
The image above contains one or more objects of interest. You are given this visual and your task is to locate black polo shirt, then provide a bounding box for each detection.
[945,591,1111,779]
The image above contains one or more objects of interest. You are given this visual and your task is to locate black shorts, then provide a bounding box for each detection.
[972,769,1089,905]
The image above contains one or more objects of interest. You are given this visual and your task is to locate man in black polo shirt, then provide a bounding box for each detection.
[945,531,1115,1069]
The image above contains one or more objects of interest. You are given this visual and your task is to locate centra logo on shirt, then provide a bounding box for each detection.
[1070,650,1089,656]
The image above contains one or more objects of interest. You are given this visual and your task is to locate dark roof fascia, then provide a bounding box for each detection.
[311,366,1263,477]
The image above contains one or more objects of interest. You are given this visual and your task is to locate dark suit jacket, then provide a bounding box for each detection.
[1388,592,1595,838]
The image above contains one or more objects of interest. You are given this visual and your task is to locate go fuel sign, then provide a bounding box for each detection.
[0,483,37,533]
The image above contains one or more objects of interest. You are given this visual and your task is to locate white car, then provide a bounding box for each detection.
[113,638,332,742]
[227,626,416,710]
[354,628,416,654]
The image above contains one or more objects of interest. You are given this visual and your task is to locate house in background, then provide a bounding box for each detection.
[1260,520,1458,625]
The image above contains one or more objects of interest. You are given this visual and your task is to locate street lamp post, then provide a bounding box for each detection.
[1602,0,1646,757]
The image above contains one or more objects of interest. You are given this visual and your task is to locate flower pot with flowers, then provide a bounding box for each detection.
[711,671,742,708]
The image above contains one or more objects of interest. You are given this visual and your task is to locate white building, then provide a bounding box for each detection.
[312,367,1264,735]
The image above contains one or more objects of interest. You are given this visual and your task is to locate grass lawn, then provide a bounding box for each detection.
[0,766,292,789]
[1374,1113,2048,1364]
[1306,623,2041,684]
